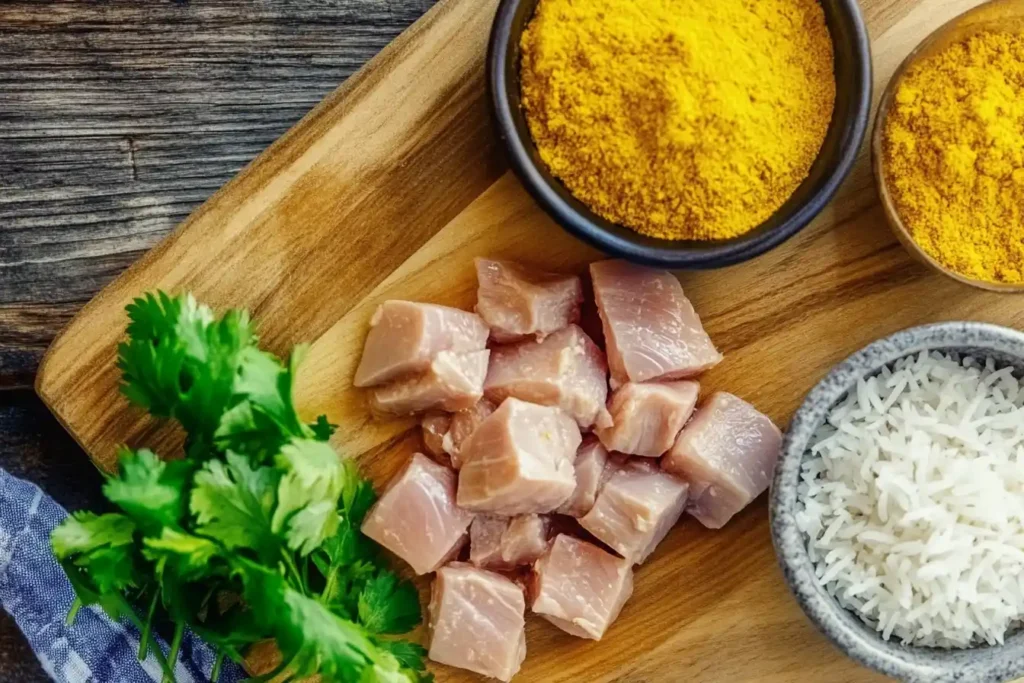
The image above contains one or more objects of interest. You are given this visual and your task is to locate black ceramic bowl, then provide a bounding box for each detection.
[488,0,873,269]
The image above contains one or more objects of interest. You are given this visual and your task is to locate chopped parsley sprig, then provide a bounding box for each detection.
[51,291,430,683]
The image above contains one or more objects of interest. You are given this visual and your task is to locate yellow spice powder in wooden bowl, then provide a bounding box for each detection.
[883,30,1024,286]
[519,0,836,242]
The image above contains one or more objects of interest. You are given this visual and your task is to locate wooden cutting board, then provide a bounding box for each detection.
[35,0,1022,680]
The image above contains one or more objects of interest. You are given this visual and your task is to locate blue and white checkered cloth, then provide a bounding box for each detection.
[0,468,244,683]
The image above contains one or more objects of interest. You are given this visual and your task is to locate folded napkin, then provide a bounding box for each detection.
[0,467,244,683]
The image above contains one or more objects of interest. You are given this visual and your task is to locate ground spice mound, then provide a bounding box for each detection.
[884,31,1024,285]
[520,0,836,242]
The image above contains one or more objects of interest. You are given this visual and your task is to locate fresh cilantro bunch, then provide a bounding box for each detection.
[51,291,430,683]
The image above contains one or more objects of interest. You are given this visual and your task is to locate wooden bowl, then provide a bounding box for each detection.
[871,0,1024,293]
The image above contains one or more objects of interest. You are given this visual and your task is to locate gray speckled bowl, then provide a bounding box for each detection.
[771,321,1024,683]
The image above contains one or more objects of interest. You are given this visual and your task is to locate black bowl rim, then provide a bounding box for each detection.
[487,0,874,269]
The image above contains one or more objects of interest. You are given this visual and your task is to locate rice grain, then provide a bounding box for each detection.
[797,351,1024,647]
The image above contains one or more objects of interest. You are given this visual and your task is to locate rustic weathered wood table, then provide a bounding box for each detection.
[0,2,434,679]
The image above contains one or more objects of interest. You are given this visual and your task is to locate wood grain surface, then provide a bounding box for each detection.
[0,0,437,389]
[33,0,1020,681]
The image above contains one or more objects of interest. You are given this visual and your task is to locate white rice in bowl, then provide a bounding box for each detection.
[796,350,1024,648]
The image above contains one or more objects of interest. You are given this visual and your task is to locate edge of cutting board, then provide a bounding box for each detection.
[34,0,507,470]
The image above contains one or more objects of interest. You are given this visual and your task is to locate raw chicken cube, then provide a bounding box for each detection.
[458,398,580,515]
[421,412,451,463]
[370,350,489,415]
[579,459,688,564]
[590,260,721,387]
[443,398,496,469]
[428,563,526,682]
[663,392,782,529]
[470,514,552,569]
[469,515,510,569]
[501,514,551,566]
[595,381,699,457]
[600,451,631,487]
[353,301,489,387]
[475,258,583,342]
[361,454,474,575]
[531,534,634,640]
[556,438,610,517]
[484,325,609,429]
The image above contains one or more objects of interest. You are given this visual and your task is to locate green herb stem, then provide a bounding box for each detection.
[138,591,159,661]
[66,597,83,626]
[210,651,225,682]
[164,620,185,683]
[110,593,175,682]
[319,567,339,606]
[281,550,306,595]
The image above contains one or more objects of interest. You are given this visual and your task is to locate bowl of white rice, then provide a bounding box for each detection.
[771,322,1024,683]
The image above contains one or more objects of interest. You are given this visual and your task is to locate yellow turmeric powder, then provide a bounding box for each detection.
[520,0,836,241]
[883,31,1024,285]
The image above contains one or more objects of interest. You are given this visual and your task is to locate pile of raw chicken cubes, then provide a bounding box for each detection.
[353,259,782,681]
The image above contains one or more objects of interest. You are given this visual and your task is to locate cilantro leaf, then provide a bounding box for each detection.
[190,452,279,560]
[311,415,338,441]
[359,660,424,683]
[237,346,310,435]
[213,346,318,462]
[373,639,429,673]
[232,347,293,429]
[213,401,289,463]
[189,599,269,668]
[51,512,135,558]
[232,346,285,402]
[118,291,214,417]
[272,439,347,555]
[357,572,422,635]
[307,462,395,629]
[143,528,223,580]
[103,448,191,535]
[358,643,433,683]
[143,529,228,622]
[286,501,341,558]
[318,561,374,620]
[236,559,377,681]
[50,513,153,629]
[280,587,377,681]
[311,462,379,603]
[341,460,378,528]
[71,548,141,596]
[320,518,377,574]
[51,512,142,595]
[315,512,380,620]
[118,292,255,445]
